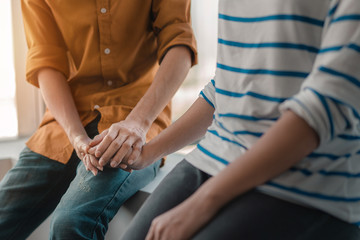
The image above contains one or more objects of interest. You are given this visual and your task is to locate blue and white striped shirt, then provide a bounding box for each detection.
[186,0,360,226]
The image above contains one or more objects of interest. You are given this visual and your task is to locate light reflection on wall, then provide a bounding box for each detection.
[0,0,18,138]
[172,0,219,120]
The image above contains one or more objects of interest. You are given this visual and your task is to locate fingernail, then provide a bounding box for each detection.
[111,162,117,168]
[95,151,101,157]
[128,160,133,165]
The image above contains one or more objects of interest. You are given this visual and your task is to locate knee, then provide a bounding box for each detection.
[50,209,105,239]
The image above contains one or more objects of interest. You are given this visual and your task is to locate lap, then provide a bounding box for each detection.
[123,160,360,240]
[50,159,161,239]
[194,190,360,240]
[122,160,211,240]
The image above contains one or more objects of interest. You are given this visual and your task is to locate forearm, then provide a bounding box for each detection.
[188,110,319,213]
[140,97,214,163]
[38,68,86,143]
[126,45,192,130]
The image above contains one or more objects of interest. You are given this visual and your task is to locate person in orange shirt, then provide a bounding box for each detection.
[0,0,197,239]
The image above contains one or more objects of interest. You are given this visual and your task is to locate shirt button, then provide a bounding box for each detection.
[100,8,107,14]
[104,48,110,54]
[107,80,113,86]
[94,105,100,110]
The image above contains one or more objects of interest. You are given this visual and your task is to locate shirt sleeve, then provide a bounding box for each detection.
[280,0,360,145]
[151,0,197,66]
[21,0,69,87]
[199,79,216,109]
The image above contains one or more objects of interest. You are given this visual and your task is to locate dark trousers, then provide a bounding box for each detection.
[122,160,360,240]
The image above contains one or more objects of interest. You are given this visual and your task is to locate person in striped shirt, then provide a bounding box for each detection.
[121,0,360,239]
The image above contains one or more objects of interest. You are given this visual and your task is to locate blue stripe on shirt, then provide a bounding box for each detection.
[214,118,264,138]
[331,14,360,23]
[266,181,360,202]
[218,13,324,27]
[329,97,360,122]
[215,87,287,103]
[338,134,360,140]
[308,152,351,161]
[328,2,339,17]
[218,38,319,53]
[233,130,263,137]
[218,113,278,121]
[318,45,343,53]
[200,91,215,108]
[217,63,309,78]
[197,144,229,165]
[207,129,247,149]
[348,43,360,53]
[319,66,360,88]
[290,166,360,178]
[306,88,334,139]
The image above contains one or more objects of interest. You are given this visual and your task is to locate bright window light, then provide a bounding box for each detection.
[0,0,18,138]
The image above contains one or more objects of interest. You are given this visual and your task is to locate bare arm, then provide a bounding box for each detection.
[146,110,319,240]
[38,68,101,174]
[129,97,215,170]
[89,46,193,167]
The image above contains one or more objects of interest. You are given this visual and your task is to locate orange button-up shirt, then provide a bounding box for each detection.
[21,0,197,164]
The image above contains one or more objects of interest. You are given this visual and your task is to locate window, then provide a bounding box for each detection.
[0,0,44,140]
[0,0,18,138]
[172,0,219,119]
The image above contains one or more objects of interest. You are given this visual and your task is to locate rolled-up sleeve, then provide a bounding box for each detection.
[280,0,360,145]
[152,0,197,66]
[21,0,69,87]
[199,79,216,109]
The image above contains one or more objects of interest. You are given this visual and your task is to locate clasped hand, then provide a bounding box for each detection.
[85,120,146,173]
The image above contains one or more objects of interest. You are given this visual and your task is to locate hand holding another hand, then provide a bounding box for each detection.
[88,119,146,170]
[71,134,102,176]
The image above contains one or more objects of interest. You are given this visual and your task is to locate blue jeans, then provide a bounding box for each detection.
[0,116,160,240]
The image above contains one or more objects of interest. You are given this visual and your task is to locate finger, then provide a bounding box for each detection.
[89,129,108,147]
[109,138,134,168]
[88,161,98,176]
[94,128,118,158]
[153,221,162,240]
[126,141,142,166]
[95,127,120,159]
[145,223,155,240]
[89,154,103,171]
[84,155,98,176]
[83,155,89,171]
[99,134,127,167]
[80,143,89,154]
[88,146,97,155]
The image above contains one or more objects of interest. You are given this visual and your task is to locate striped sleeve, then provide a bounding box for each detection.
[199,79,216,109]
[280,0,360,144]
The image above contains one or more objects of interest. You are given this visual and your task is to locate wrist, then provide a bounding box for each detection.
[141,141,162,164]
[125,115,152,131]
[193,178,230,213]
[68,130,88,146]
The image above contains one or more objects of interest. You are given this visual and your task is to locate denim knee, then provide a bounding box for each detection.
[50,209,106,240]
